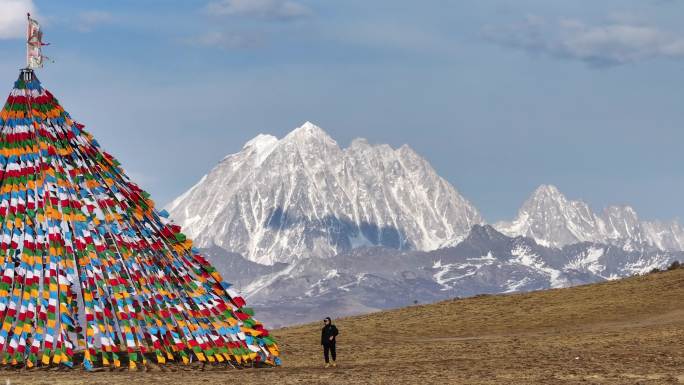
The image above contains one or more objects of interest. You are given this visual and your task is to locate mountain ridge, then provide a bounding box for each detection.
[201,224,683,326]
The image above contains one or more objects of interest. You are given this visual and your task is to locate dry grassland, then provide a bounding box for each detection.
[3,268,683,384]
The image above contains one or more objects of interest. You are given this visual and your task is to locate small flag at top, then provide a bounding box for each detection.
[27,13,50,69]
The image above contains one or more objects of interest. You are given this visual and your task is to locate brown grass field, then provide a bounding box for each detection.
[2,268,683,384]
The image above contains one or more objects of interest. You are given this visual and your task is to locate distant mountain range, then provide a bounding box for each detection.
[201,225,683,327]
[166,122,684,326]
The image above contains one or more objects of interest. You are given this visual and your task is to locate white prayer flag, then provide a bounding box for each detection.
[27,14,50,69]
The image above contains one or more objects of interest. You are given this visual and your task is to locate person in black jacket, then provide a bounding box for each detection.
[321,317,339,367]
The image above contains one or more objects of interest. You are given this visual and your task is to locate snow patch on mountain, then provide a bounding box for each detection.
[565,247,606,276]
[622,254,672,275]
[510,243,567,288]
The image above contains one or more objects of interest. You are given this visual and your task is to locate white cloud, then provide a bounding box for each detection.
[0,0,36,39]
[484,16,684,66]
[76,11,114,33]
[206,0,311,21]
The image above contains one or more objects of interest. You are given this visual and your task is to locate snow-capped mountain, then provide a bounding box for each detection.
[203,225,683,327]
[167,122,483,264]
[495,185,684,251]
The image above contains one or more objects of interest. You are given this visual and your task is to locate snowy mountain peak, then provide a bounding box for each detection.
[496,185,594,248]
[496,185,684,252]
[603,205,639,224]
[520,185,594,219]
[300,120,321,130]
[242,134,279,166]
[349,137,371,149]
[530,184,564,200]
[397,143,417,154]
[243,134,278,151]
[167,122,484,264]
[283,121,335,144]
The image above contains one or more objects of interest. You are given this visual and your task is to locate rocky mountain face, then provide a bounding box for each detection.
[202,225,683,327]
[495,185,684,251]
[167,122,483,265]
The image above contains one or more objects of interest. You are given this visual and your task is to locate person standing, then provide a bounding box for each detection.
[321,317,339,368]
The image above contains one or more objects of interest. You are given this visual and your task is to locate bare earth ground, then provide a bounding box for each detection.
[2,269,683,384]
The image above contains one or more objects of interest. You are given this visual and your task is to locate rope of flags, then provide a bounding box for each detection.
[0,70,280,370]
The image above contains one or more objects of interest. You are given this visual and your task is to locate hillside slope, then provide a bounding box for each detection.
[273,267,684,384]
[6,268,683,384]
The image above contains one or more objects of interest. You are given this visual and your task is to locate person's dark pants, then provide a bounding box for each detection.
[323,341,336,363]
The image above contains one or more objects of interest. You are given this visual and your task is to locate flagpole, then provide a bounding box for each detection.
[26,13,30,69]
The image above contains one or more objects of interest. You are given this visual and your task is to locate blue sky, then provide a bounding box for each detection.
[0,0,683,222]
